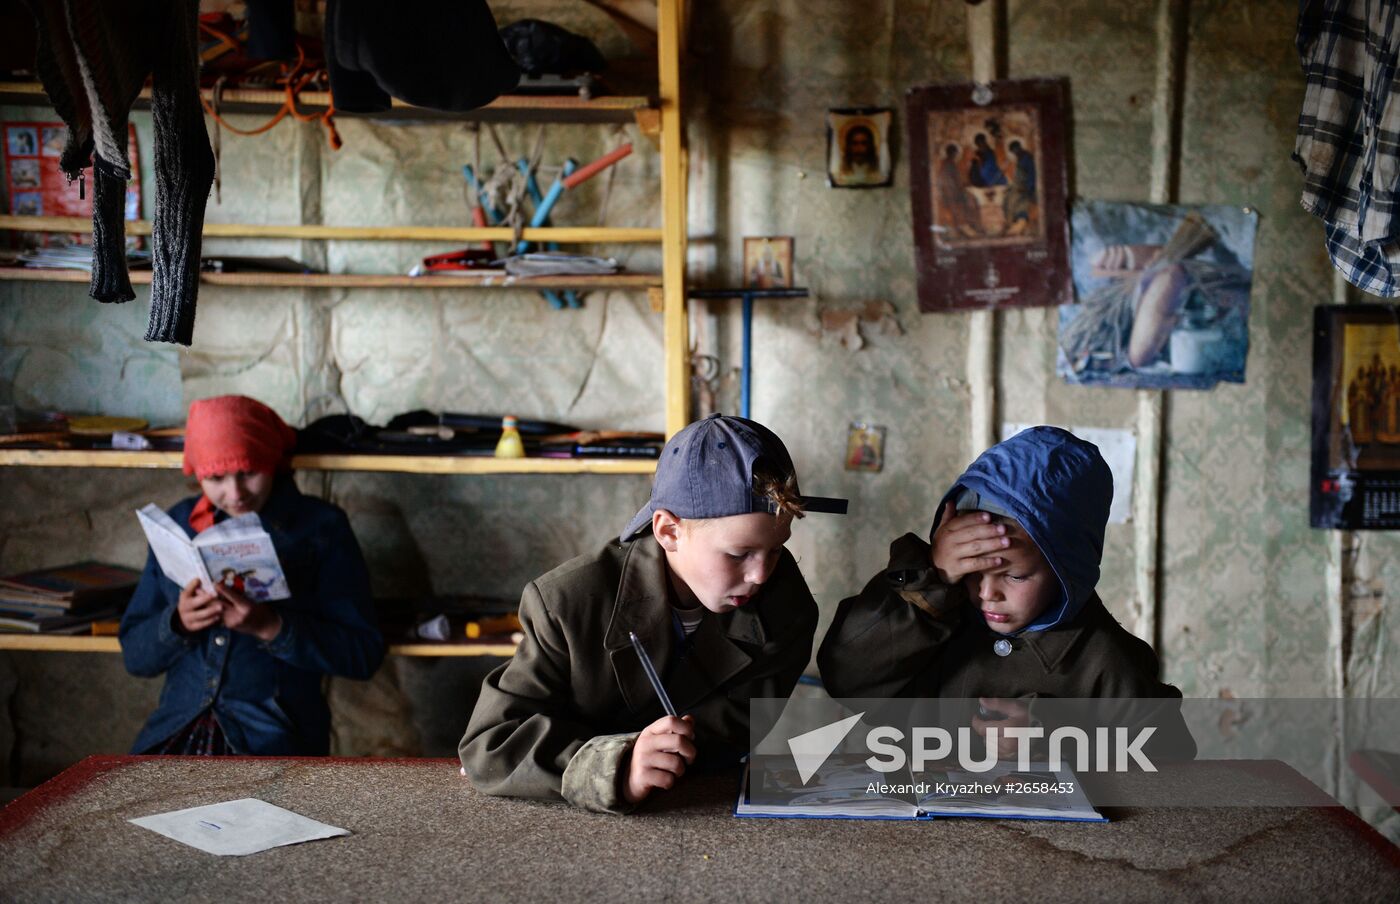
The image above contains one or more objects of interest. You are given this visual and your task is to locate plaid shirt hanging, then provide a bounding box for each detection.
[1294,0,1400,296]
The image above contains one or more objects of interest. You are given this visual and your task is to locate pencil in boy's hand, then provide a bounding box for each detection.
[628,630,678,718]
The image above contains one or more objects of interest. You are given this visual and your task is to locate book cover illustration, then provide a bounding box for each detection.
[136,505,291,602]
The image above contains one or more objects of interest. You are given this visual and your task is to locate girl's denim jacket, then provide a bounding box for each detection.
[120,477,384,754]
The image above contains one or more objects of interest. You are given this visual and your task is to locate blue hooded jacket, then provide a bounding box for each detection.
[930,426,1112,635]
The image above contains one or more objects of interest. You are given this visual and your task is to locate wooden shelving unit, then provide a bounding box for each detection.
[0,2,689,666]
[0,0,689,432]
[0,634,516,657]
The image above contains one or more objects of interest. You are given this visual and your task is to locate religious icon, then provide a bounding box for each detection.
[907,79,1071,311]
[845,423,886,472]
[742,236,794,289]
[827,108,893,189]
[1311,305,1400,529]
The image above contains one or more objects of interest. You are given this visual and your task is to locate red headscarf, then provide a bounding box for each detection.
[183,396,297,532]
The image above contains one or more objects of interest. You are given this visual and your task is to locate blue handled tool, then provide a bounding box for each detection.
[462,165,504,224]
[518,158,581,308]
[516,171,569,255]
[514,144,633,255]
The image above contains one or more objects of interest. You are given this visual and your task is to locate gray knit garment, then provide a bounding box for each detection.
[24,0,214,345]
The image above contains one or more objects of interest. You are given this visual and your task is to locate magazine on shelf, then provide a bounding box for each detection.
[0,561,141,612]
[0,605,121,634]
[735,754,1105,822]
[135,505,290,602]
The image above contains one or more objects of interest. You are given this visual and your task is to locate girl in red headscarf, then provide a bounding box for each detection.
[119,395,384,756]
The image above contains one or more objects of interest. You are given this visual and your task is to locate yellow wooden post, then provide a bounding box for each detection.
[658,0,689,437]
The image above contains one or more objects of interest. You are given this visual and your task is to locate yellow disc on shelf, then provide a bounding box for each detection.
[67,415,148,436]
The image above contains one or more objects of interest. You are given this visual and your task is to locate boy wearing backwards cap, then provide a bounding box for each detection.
[819,427,1194,759]
[460,414,844,813]
[120,395,384,756]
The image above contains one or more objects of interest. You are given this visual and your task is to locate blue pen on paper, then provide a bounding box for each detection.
[628,630,677,718]
[198,820,222,831]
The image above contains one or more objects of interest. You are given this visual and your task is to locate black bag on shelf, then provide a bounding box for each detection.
[499,19,606,78]
[297,414,380,453]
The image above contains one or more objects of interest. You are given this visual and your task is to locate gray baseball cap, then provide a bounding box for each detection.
[620,413,847,542]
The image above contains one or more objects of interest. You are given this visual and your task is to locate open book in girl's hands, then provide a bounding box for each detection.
[135,505,291,602]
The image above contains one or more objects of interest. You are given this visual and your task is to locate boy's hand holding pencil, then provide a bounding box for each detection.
[623,630,696,805]
[623,715,696,805]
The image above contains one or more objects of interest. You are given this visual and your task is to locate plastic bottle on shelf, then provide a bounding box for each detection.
[494,415,526,458]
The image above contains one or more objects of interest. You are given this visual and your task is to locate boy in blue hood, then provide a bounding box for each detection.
[818,427,1193,758]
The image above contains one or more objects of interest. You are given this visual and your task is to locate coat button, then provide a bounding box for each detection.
[993,638,1013,657]
[214,635,226,646]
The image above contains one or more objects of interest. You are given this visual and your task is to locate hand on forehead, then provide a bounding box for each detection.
[974,515,1044,566]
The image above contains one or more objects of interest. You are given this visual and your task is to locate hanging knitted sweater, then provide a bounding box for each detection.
[23,0,214,345]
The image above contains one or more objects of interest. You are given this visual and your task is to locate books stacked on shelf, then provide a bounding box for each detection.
[18,246,152,271]
[0,561,141,633]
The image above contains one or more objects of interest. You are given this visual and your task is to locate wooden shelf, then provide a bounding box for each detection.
[0,448,657,474]
[0,635,123,653]
[387,642,517,657]
[0,450,184,469]
[0,267,661,291]
[291,454,656,475]
[0,80,656,127]
[0,215,661,245]
[0,633,516,657]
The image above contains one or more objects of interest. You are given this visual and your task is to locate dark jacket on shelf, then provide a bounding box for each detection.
[324,0,520,113]
[120,477,385,755]
[459,535,818,813]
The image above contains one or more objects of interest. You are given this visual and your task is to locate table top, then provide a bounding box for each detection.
[0,756,1396,903]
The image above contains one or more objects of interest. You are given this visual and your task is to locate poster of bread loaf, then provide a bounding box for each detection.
[1057,200,1257,390]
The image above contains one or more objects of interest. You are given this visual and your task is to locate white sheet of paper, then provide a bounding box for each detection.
[1001,423,1137,524]
[129,798,349,856]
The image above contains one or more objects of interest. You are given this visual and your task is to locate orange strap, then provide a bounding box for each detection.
[196,24,341,150]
